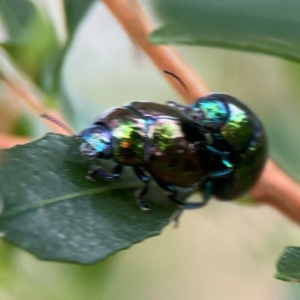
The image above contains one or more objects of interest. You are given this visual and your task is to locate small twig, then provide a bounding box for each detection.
[4,79,44,115]
[102,0,210,101]
[4,79,73,135]
[251,160,300,225]
[103,0,300,225]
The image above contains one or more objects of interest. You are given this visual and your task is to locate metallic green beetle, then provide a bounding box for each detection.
[168,93,267,201]
[78,94,267,210]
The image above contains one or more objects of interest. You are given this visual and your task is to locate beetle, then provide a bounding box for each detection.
[41,72,267,212]
[77,93,267,210]
[78,100,208,210]
[167,93,267,201]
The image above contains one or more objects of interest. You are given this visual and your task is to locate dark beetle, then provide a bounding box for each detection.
[78,93,267,210]
[168,93,267,201]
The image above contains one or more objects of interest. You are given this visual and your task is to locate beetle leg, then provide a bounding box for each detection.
[207,169,233,178]
[152,177,207,209]
[170,180,213,227]
[145,175,213,226]
[196,142,230,158]
[86,164,123,180]
[151,178,182,207]
[202,180,213,201]
[203,144,230,156]
[194,141,235,170]
[170,208,184,228]
[208,149,234,169]
[133,167,151,211]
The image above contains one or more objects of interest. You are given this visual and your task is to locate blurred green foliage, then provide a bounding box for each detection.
[276,247,300,282]
[151,0,300,63]
[0,0,96,109]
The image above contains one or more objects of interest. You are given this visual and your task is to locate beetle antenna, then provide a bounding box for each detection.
[40,113,75,136]
[163,70,193,100]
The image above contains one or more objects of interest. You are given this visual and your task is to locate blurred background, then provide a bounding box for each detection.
[1,0,300,299]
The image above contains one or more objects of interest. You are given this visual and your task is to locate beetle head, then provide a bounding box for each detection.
[78,124,113,159]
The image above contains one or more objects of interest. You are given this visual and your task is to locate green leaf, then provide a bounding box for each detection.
[276,247,300,282]
[52,0,97,119]
[11,114,34,137]
[150,0,300,63]
[0,0,61,88]
[0,134,176,265]
[48,0,97,85]
[0,0,34,41]
[0,0,96,96]
[64,0,96,37]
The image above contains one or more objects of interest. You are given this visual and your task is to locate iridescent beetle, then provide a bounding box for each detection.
[42,71,267,211]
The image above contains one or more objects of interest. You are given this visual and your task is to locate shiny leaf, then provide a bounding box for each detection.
[0,134,176,264]
[150,0,300,62]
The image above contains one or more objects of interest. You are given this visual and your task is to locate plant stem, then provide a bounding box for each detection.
[251,160,300,225]
[102,0,210,101]
[4,80,72,135]
[103,0,300,225]
[0,133,30,148]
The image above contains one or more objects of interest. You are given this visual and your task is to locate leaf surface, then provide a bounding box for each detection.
[151,0,300,62]
[0,134,176,264]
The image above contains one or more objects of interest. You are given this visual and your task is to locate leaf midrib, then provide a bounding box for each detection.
[1,183,142,219]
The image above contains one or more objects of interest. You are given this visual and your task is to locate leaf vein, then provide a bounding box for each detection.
[1,184,142,218]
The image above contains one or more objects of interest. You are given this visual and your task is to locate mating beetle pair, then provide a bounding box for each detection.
[78,81,267,211]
